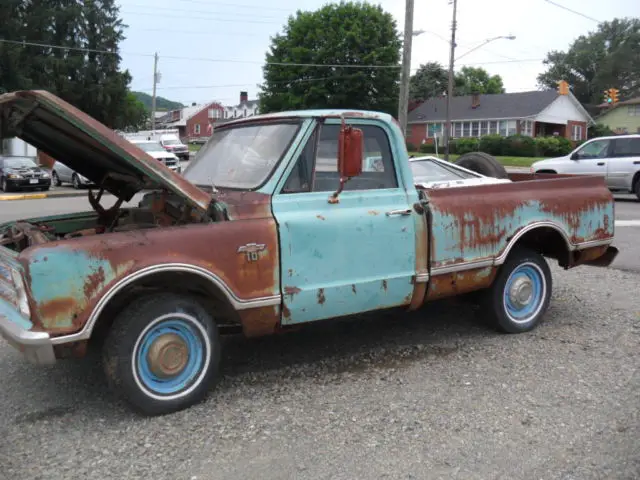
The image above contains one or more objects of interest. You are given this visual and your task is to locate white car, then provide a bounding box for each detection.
[130,140,181,174]
[409,155,512,189]
[531,134,640,199]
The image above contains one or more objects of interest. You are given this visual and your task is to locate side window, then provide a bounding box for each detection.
[611,138,640,158]
[575,139,610,159]
[313,123,398,192]
[281,128,317,194]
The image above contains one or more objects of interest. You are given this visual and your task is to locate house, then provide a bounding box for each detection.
[160,102,225,141]
[594,97,640,135]
[406,90,594,147]
[221,91,259,121]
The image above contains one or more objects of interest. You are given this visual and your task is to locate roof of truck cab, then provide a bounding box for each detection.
[217,109,396,126]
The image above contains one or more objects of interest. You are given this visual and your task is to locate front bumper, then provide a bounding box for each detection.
[6,178,51,189]
[0,299,55,365]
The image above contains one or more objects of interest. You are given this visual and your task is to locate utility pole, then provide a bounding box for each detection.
[444,0,458,162]
[151,52,159,131]
[397,0,414,137]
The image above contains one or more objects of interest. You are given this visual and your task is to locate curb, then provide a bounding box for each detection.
[0,190,96,201]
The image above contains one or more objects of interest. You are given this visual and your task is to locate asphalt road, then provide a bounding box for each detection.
[0,194,638,480]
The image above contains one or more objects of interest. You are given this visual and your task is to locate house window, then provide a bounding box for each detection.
[194,124,201,135]
[489,121,498,134]
[571,124,583,141]
[454,122,463,138]
[498,120,508,136]
[428,123,442,138]
[627,105,640,116]
[522,120,533,137]
[471,122,480,137]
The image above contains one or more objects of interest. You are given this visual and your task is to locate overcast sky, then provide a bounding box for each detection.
[119,0,639,107]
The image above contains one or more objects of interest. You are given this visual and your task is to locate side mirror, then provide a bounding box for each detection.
[328,119,364,204]
[338,123,364,178]
[570,152,579,160]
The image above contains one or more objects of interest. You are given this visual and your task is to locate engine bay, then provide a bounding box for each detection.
[0,187,217,252]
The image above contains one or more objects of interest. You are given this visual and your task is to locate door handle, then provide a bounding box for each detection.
[597,162,605,166]
[386,209,412,217]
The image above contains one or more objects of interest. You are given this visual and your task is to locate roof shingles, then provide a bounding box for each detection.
[408,90,559,123]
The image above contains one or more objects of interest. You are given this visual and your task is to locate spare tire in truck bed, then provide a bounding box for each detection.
[454,152,509,179]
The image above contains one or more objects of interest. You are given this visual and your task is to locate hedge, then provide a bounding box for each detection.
[412,134,575,157]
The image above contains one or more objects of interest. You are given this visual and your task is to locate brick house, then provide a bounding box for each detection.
[161,102,225,142]
[407,90,594,147]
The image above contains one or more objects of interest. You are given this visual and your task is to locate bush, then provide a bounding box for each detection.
[534,136,573,157]
[478,134,504,156]
[406,142,416,152]
[453,138,478,155]
[503,134,537,157]
[419,143,436,153]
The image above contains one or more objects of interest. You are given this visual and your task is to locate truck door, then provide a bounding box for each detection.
[271,119,420,325]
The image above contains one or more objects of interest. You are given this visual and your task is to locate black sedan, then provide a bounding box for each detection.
[0,156,52,192]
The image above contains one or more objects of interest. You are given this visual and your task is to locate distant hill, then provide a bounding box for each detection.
[132,91,184,112]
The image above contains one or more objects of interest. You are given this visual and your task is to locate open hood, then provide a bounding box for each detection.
[0,90,211,212]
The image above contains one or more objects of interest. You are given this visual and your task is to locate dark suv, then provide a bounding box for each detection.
[0,156,52,192]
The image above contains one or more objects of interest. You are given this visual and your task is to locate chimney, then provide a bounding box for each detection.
[240,91,248,103]
[471,93,480,109]
[192,102,196,106]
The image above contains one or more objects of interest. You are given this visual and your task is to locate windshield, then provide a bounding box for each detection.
[162,139,181,146]
[4,157,38,169]
[133,141,164,152]
[409,158,478,182]
[184,122,300,189]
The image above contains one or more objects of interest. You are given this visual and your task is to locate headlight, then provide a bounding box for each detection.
[10,268,31,318]
[8,174,22,179]
[41,173,50,178]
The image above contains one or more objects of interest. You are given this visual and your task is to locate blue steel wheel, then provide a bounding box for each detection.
[103,293,221,416]
[485,247,552,334]
[132,313,211,401]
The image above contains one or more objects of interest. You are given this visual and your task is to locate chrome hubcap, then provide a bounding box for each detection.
[146,333,189,378]
[508,276,533,309]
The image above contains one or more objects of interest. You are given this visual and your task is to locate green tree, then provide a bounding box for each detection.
[0,0,143,129]
[537,17,640,104]
[259,1,401,115]
[454,66,505,95]
[409,62,448,102]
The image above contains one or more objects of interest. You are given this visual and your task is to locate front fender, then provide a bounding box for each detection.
[20,220,281,337]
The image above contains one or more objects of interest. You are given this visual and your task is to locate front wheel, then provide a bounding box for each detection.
[102,293,221,416]
[483,247,552,333]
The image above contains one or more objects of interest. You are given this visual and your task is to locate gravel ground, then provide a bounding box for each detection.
[0,263,638,480]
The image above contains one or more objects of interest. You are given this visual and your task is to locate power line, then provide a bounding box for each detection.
[542,0,600,23]
[122,3,284,20]
[0,39,544,69]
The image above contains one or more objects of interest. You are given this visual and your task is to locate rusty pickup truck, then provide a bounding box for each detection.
[0,91,618,415]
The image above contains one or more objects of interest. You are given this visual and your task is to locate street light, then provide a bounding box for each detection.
[455,35,516,62]
[443,33,515,161]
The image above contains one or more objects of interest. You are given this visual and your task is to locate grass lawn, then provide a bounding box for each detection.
[188,143,202,152]
[409,152,543,168]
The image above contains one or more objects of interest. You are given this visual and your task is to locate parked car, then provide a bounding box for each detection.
[0,90,618,416]
[531,134,640,199]
[0,156,51,192]
[129,139,182,173]
[52,160,95,189]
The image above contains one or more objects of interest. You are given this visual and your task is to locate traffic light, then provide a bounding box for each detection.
[604,89,612,104]
[557,80,569,95]
[610,88,619,104]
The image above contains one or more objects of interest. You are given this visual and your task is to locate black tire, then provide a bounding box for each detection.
[634,177,640,201]
[1,177,11,192]
[454,152,509,179]
[52,171,62,187]
[482,246,552,333]
[102,292,222,416]
[72,173,80,189]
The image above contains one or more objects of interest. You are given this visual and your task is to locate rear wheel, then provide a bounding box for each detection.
[102,293,221,416]
[72,173,80,189]
[52,171,61,187]
[482,247,552,333]
[454,152,509,179]
[634,176,640,201]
